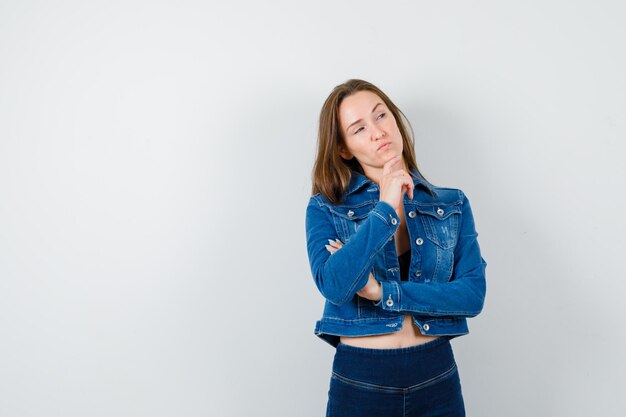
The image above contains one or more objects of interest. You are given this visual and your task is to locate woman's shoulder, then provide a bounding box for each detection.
[306,193,334,215]
[307,190,353,206]
[308,179,471,208]
[415,182,465,205]
[307,192,327,206]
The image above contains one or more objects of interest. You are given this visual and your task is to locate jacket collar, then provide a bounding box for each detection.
[345,167,435,196]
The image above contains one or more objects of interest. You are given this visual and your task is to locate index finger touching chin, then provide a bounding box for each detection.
[382,154,402,175]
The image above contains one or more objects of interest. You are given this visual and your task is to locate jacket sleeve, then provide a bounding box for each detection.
[305,196,400,306]
[374,190,487,317]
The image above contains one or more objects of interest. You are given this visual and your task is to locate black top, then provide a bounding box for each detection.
[398,250,411,282]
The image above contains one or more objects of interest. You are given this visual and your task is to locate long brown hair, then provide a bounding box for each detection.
[311,79,432,203]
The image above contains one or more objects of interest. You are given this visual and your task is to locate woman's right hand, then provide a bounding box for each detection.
[379,155,414,215]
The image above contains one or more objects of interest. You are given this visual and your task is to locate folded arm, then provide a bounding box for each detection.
[305,196,399,306]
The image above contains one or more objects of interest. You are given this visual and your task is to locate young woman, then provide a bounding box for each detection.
[305,79,487,416]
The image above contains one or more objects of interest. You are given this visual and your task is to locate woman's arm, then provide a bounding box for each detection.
[305,196,399,306]
[374,190,487,317]
[326,239,382,301]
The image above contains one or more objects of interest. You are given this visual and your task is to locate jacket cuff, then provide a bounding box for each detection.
[371,200,400,228]
[377,280,401,312]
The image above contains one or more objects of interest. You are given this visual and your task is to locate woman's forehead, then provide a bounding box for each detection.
[339,91,385,125]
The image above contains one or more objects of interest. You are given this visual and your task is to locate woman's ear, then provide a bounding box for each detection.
[338,145,353,160]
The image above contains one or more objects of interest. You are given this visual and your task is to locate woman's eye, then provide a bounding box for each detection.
[377,112,386,119]
[354,127,364,134]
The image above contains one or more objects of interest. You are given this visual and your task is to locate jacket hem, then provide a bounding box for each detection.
[314,317,470,348]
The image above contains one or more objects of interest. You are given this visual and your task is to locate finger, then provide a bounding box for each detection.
[325,244,338,254]
[390,168,409,179]
[382,154,402,176]
[328,239,343,248]
[397,174,414,199]
[398,172,414,199]
[392,171,409,187]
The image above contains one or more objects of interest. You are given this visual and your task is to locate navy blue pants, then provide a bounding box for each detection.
[326,337,465,417]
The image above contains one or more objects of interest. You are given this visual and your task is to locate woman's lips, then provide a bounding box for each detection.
[377,142,391,151]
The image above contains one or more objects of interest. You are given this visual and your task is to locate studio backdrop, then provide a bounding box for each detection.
[1,1,624,416]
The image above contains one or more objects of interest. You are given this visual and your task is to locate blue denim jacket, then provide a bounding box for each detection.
[305,167,487,347]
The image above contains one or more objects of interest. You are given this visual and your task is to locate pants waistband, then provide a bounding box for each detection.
[332,336,456,388]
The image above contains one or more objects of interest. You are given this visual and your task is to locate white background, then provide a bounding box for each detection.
[1,1,625,416]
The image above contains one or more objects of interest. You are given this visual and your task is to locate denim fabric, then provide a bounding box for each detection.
[326,337,465,416]
[305,168,487,347]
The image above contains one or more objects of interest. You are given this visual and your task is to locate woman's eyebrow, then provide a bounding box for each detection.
[345,102,384,133]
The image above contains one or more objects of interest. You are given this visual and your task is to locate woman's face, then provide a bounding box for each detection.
[338,90,404,174]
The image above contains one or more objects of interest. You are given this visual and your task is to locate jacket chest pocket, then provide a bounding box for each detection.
[415,203,462,250]
[412,202,462,283]
[329,202,374,243]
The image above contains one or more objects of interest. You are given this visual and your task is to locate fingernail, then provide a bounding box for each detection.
[335,238,341,243]
[328,239,335,244]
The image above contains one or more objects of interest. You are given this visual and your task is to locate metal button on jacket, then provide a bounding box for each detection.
[414,270,422,277]
[347,210,354,217]
[416,238,424,245]
[386,296,394,307]
[391,218,398,225]
[408,211,416,218]
[423,324,430,331]
[437,208,444,216]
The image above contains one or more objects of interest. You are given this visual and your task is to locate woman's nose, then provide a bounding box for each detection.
[372,126,385,140]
